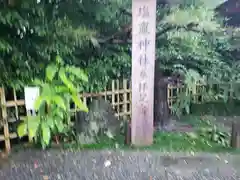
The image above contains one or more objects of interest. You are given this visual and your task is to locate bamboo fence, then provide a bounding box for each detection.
[0,79,203,152]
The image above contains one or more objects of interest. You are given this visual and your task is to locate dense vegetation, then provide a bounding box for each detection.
[1,0,240,150]
[0,0,131,91]
[1,0,240,91]
[154,0,240,125]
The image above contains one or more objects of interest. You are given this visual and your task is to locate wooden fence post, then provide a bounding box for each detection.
[231,121,240,148]
[0,88,11,152]
[111,80,115,110]
[123,79,128,120]
[116,80,120,119]
[13,88,19,120]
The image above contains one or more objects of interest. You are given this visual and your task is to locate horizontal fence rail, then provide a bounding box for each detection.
[0,79,208,151]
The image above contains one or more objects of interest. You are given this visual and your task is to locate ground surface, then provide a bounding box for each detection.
[1,150,240,180]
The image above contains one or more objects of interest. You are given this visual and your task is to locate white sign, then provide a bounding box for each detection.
[24,87,40,110]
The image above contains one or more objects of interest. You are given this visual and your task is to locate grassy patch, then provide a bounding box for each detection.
[61,115,234,152]
[61,131,232,153]
[11,131,234,153]
[10,116,236,153]
[151,131,228,152]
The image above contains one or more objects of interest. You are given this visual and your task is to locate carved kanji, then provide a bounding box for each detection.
[138,38,150,51]
[139,21,149,34]
[139,54,147,66]
[138,5,150,18]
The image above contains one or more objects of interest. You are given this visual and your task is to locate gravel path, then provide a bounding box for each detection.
[1,150,240,180]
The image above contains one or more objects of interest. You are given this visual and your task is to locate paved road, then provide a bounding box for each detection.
[0,150,240,180]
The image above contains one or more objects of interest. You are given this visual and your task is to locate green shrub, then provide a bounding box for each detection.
[17,55,88,149]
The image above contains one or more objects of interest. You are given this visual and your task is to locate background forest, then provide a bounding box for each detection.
[2,0,239,91]
[2,0,240,148]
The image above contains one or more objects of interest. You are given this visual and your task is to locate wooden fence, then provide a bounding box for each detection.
[0,79,203,152]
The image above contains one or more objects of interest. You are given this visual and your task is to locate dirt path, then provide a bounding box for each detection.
[0,150,240,180]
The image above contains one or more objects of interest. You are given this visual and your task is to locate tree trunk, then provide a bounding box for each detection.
[154,63,170,129]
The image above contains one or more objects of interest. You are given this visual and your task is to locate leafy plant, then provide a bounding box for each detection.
[195,116,230,147]
[171,68,205,117]
[17,55,88,149]
[199,125,230,147]
[182,115,230,147]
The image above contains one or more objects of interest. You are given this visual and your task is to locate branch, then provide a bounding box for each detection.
[119,7,131,16]
[98,24,131,44]
[98,22,201,45]
[99,7,170,44]
[156,22,201,37]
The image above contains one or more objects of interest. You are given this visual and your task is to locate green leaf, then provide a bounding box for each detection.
[52,109,64,119]
[57,111,64,119]
[41,83,53,97]
[55,119,65,132]
[59,68,77,93]
[46,64,58,81]
[34,96,44,110]
[67,66,88,82]
[55,85,69,93]
[41,123,51,146]
[28,116,40,140]
[53,95,66,110]
[56,55,63,65]
[71,94,88,112]
[34,85,52,111]
[33,79,43,86]
[17,123,27,137]
[46,117,55,129]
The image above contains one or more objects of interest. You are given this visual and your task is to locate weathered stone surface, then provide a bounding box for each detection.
[74,98,120,143]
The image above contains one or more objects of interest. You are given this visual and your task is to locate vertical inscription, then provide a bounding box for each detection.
[131,0,157,146]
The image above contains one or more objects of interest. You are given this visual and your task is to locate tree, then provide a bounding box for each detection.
[0,0,131,91]
[2,0,240,129]
[154,1,240,127]
[99,0,240,127]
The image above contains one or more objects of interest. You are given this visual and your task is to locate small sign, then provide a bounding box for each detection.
[24,87,40,110]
